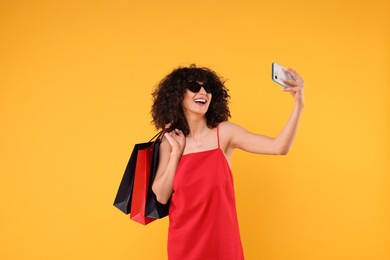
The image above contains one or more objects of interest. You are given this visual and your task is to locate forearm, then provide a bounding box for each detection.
[152,154,181,204]
[275,101,304,154]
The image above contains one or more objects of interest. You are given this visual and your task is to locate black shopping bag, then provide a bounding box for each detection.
[113,130,170,221]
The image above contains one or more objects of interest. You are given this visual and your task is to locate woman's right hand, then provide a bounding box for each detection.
[163,127,186,157]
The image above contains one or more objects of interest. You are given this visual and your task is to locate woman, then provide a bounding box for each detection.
[151,64,304,260]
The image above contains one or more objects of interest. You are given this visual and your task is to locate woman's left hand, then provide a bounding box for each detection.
[282,68,304,107]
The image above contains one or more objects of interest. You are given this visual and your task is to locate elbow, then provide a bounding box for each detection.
[279,150,289,155]
[273,138,290,155]
[277,147,290,155]
[152,184,170,205]
[156,195,170,205]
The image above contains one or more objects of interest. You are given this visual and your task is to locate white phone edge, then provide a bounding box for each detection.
[272,62,291,88]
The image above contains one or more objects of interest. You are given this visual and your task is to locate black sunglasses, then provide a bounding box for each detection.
[186,81,212,93]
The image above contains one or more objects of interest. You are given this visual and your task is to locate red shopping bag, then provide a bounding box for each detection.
[113,129,171,225]
[130,144,156,225]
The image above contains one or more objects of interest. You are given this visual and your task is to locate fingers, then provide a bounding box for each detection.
[174,128,182,134]
[282,67,304,88]
[281,77,303,92]
[280,68,305,104]
[163,128,186,155]
[284,68,304,83]
[163,128,184,144]
[282,79,301,87]
[163,130,174,143]
[168,128,183,136]
[163,131,178,148]
[281,86,302,92]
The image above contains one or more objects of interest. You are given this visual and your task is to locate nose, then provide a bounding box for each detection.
[198,86,207,94]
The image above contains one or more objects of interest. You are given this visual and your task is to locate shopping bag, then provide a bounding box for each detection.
[129,143,156,224]
[113,130,170,224]
[113,141,152,214]
[144,138,171,219]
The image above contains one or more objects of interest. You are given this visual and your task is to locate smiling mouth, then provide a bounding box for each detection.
[194,99,207,104]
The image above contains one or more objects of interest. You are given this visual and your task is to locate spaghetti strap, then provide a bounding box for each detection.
[217,124,220,149]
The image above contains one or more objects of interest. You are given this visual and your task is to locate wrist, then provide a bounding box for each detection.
[294,100,304,109]
[170,151,182,160]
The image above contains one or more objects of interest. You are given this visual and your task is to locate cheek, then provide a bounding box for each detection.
[208,94,212,104]
[182,95,192,108]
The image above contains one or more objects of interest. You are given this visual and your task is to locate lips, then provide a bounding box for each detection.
[194,98,207,104]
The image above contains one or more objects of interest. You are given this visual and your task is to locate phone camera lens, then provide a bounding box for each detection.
[275,75,278,79]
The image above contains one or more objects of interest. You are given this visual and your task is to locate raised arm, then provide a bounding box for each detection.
[225,68,304,155]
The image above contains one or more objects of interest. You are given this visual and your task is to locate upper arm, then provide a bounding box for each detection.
[221,121,283,155]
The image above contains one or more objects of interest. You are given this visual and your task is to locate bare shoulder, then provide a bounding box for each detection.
[218,121,247,152]
[219,121,247,136]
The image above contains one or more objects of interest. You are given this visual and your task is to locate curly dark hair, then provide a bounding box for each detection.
[151,64,231,135]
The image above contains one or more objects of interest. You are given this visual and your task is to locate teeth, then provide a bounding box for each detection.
[194,99,206,104]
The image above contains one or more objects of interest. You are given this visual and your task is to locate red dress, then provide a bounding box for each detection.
[168,125,244,260]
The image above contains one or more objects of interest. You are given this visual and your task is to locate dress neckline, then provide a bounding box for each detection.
[179,147,233,173]
[181,147,220,157]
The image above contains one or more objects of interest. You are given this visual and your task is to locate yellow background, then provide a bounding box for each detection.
[1,0,389,259]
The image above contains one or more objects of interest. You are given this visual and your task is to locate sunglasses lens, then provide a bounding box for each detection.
[203,86,211,93]
[187,82,201,93]
[187,82,212,93]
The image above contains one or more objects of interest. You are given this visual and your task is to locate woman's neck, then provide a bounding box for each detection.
[186,115,209,139]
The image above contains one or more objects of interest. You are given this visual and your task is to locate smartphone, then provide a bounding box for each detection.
[272,62,292,88]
